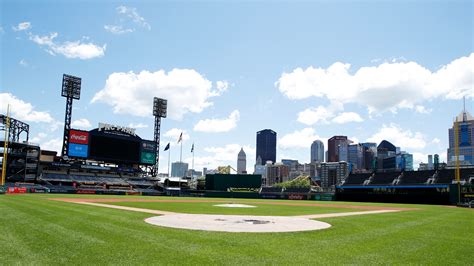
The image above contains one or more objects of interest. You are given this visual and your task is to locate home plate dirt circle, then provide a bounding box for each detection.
[145,214,331,233]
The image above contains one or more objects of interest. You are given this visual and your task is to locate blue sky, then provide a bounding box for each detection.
[1,0,473,173]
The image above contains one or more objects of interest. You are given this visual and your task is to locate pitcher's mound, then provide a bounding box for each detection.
[145,214,331,232]
[214,204,256,208]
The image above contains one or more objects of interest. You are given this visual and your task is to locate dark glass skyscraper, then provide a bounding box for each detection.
[256,129,276,165]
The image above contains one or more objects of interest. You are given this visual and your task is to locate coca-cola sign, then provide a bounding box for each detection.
[69,130,89,144]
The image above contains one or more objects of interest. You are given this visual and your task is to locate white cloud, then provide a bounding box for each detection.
[276,53,474,114]
[185,144,255,173]
[366,123,427,150]
[297,106,333,125]
[19,59,28,67]
[91,69,226,120]
[12,22,31,31]
[104,25,134,34]
[296,102,350,125]
[116,6,151,30]
[332,112,364,124]
[41,138,62,153]
[412,152,427,168]
[29,32,106,59]
[0,93,54,123]
[71,118,92,129]
[164,128,190,144]
[211,80,230,96]
[415,105,432,114]
[193,110,239,133]
[432,138,440,144]
[0,26,4,34]
[128,123,148,129]
[29,132,48,143]
[279,128,327,150]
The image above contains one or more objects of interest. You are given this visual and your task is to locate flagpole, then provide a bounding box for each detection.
[168,146,171,178]
[180,140,183,163]
[192,145,195,178]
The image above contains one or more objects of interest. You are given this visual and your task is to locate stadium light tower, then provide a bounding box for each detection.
[61,74,81,157]
[152,97,167,176]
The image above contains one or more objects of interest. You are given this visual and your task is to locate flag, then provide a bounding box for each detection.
[177,132,183,143]
[164,143,170,151]
[191,143,194,153]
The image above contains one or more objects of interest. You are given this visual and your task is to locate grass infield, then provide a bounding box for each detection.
[0,194,473,265]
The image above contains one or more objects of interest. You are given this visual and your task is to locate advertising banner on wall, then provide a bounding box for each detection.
[141,140,156,152]
[68,143,88,158]
[140,152,156,164]
[69,130,89,144]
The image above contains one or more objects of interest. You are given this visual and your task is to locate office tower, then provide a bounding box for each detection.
[256,129,277,165]
[311,140,324,163]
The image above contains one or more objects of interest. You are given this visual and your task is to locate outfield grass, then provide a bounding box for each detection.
[1,194,473,265]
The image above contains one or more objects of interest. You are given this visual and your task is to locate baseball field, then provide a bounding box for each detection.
[1,194,472,265]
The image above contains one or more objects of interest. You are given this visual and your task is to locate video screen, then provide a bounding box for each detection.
[88,135,140,163]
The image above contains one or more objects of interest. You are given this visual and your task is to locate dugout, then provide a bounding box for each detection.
[205,174,261,191]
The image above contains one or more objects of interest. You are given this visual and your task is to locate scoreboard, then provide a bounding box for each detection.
[67,125,156,165]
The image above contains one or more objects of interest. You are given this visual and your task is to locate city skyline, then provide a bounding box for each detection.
[1,1,473,173]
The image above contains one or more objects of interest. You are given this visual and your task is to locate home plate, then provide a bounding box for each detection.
[214,204,257,208]
[145,214,331,233]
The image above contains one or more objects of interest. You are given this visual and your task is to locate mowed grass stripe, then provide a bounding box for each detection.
[105,201,362,216]
[1,194,473,265]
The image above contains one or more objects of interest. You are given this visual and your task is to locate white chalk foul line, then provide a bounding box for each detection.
[76,202,176,215]
[296,209,401,219]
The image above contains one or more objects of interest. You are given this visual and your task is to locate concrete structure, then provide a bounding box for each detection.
[320,161,348,190]
[256,129,277,166]
[266,163,289,186]
[237,148,247,174]
[447,109,474,166]
[171,161,188,177]
[311,140,325,163]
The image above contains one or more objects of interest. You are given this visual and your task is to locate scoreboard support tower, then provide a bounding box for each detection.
[152,97,167,177]
[61,74,81,157]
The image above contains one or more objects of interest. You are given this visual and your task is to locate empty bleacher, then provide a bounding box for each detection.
[370,172,401,185]
[342,173,372,185]
[127,179,156,187]
[41,172,71,182]
[435,168,474,184]
[398,170,434,185]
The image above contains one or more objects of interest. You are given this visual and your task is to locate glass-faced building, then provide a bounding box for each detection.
[171,162,189,177]
[256,129,276,165]
[448,110,474,165]
[310,140,325,163]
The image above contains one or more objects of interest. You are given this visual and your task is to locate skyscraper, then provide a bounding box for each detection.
[447,107,474,165]
[171,161,188,177]
[237,148,247,174]
[256,129,276,165]
[328,136,348,162]
[361,142,377,170]
[311,140,324,163]
[347,144,364,170]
